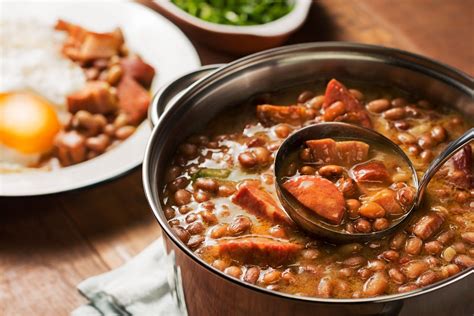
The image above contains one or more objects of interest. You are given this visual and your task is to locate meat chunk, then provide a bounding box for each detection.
[306,139,369,166]
[55,19,123,61]
[282,176,345,224]
[440,145,473,190]
[120,56,156,88]
[335,141,370,166]
[412,213,444,240]
[306,138,338,164]
[67,81,118,114]
[116,75,151,124]
[216,237,302,266]
[232,182,293,225]
[352,160,391,184]
[256,105,315,126]
[323,79,372,128]
[54,131,86,166]
[370,189,403,215]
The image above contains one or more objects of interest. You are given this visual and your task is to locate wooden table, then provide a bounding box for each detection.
[1,1,472,315]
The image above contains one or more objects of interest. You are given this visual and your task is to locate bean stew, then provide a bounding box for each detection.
[162,78,473,298]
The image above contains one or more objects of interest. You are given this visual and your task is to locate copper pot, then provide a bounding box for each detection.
[143,43,473,316]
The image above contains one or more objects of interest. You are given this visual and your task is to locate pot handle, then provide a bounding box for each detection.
[148,64,225,128]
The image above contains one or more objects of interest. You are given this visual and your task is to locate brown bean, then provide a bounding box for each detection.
[318,165,343,178]
[355,218,371,233]
[405,105,422,118]
[187,235,204,249]
[390,231,407,250]
[252,147,271,165]
[281,270,296,285]
[430,126,447,143]
[451,241,466,254]
[453,254,474,268]
[417,100,431,108]
[383,107,406,120]
[307,95,325,109]
[405,237,423,255]
[224,266,242,278]
[417,134,434,150]
[397,186,416,207]
[349,89,364,100]
[391,97,407,107]
[297,90,315,103]
[394,120,410,130]
[228,216,252,235]
[186,222,205,235]
[338,267,354,277]
[107,64,123,85]
[336,177,358,198]
[367,99,391,113]
[346,199,361,219]
[437,230,455,245]
[185,213,197,223]
[358,267,373,280]
[398,283,418,293]
[401,261,429,279]
[200,210,218,225]
[388,268,406,284]
[339,243,363,255]
[416,271,439,286]
[359,202,386,219]
[243,267,260,284]
[179,143,198,158]
[299,148,312,161]
[195,178,218,192]
[212,259,228,271]
[263,270,282,284]
[178,205,191,214]
[424,241,443,255]
[168,177,189,192]
[362,272,388,297]
[368,259,386,271]
[165,166,182,183]
[238,151,257,168]
[419,149,433,163]
[210,224,229,239]
[301,249,321,260]
[299,165,316,175]
[269,225,287,238]
[324,101,346,121]
[85,134,110,153]
[172,226,190,243]
[193,190,210,202]
[461,232,474,245]
[217,184,236,197]
[343,256,367,268]
[440,264,460,278]
[316,277,333,298]
[274,124,292,138]
[373,218,390,231]
[174,189,192,205]
[397,132,417,145]
[381,250,399,262]
[115,125,136,140]
[408,145,422,155]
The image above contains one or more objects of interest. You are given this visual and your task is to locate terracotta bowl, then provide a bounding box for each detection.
[145,0,312,55]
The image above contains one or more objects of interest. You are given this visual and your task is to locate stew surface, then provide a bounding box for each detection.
[162,79,473,298]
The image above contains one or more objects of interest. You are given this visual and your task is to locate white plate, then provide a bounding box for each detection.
[0,1,201,196]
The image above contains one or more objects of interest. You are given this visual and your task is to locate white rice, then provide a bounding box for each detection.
[0,19,86,108]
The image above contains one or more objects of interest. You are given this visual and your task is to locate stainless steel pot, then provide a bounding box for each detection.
[143,43,474,316]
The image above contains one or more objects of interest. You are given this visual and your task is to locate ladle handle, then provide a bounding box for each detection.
[417,128,474,206]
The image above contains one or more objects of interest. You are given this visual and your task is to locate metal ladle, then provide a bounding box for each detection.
[274,122,473,243]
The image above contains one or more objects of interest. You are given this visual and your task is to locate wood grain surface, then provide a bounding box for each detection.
[1,1,472,315]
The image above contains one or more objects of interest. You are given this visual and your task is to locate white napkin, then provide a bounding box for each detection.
[72,239,187,316]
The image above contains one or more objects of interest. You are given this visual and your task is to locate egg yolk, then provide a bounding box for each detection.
[0,92,61,154]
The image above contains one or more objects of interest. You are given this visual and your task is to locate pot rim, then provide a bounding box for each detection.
[143,42,473,305]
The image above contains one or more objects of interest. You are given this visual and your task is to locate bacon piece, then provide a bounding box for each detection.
[55,19,123,61]
[370,189,403,215]
[306,139,369,166]
[336,141,369,166]
[232,182,293,225]
[352,160,391,184]
[412,213,444,240]
[67,81,118,114]
[442,145,473,190]
[216,237,302,266]
[323,79,372,128]
[256,105,315,126]
[116,75,151,124]
[283,175,345,224]
[120,56,156,88]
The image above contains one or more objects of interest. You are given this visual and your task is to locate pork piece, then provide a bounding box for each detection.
[335,141,370,166]
[256,105,315,126]
[352,160,391,184]
[117,75,151,124]
[439,145,473,190]
[54,131,86,166]
[67,81,118,114]
[120,56,156,88]
[232,182,293,225]
[306,139,369,166]
[322,79,372,128]
[55,19,123,61]
[412,213,444,240]
[283,175,345,225]
[370,189,403,215]
[216,237,302,266]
